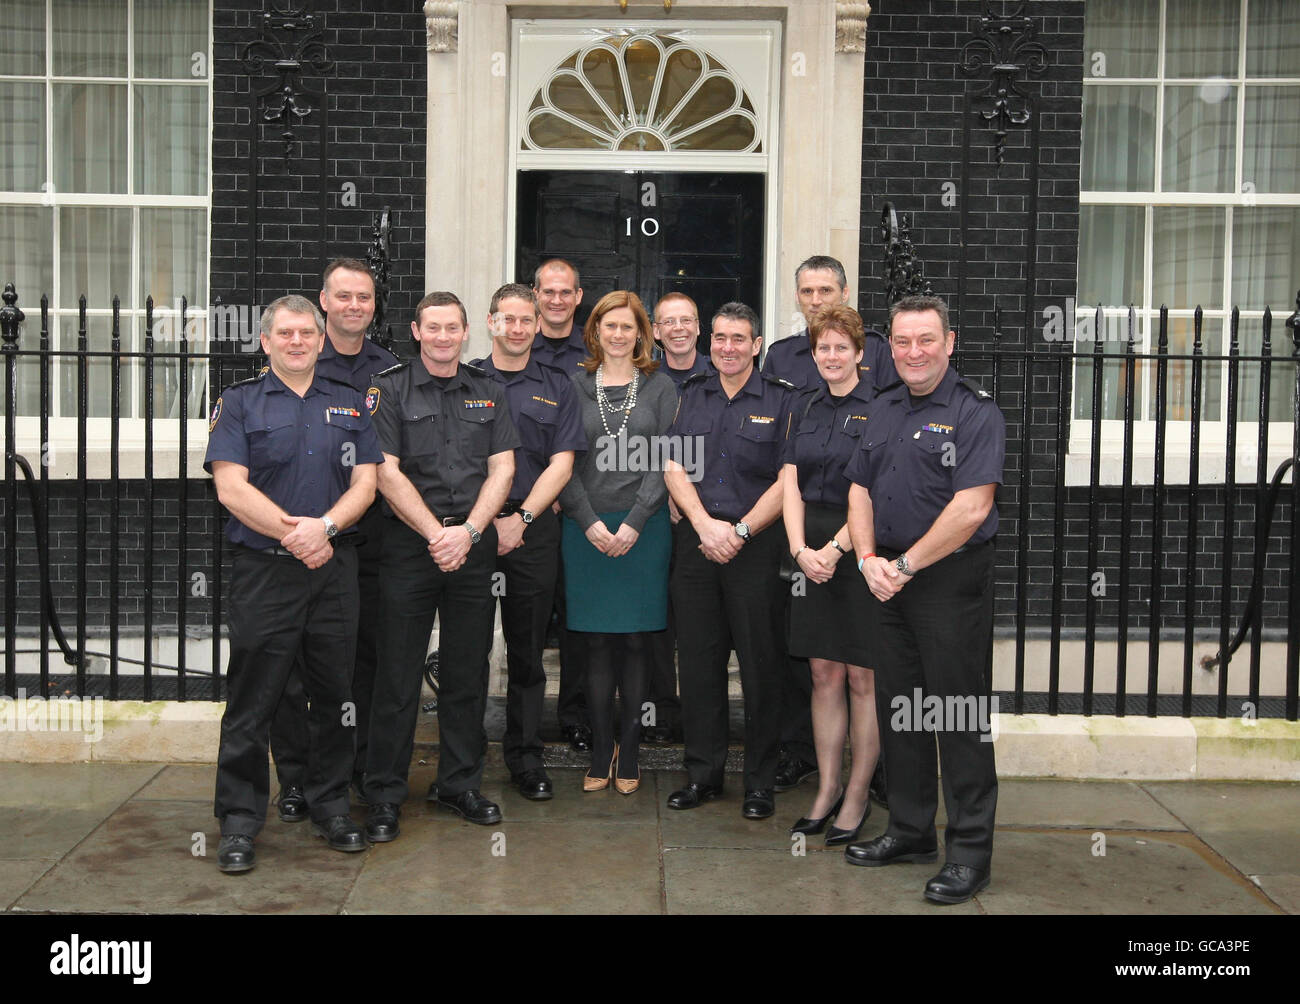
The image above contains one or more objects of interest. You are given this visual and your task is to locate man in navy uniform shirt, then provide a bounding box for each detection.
[763,254,895,800]
[269,258,398,823]
[205,295,381,872]
[362,292,518,839]
[664,302,797,820]
[531,258,592,753]
[844,294,1004,905]
[471,283,586,801]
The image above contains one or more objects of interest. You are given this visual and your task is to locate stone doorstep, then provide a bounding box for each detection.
[0,701,1297,779]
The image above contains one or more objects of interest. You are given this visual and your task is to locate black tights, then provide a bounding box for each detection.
[583,631,650,781]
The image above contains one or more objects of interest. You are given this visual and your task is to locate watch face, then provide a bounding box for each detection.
[520,510,534,523]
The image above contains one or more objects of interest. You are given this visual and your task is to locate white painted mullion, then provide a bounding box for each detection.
[1153,0,1166,196]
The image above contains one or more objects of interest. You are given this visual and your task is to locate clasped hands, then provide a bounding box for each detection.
[585,521,639,558]
[862,555,910,602]
[427,523,473,572]
[280,515,333,569]
[794,540,843,584]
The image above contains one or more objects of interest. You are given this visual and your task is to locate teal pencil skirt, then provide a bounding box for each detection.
[561,507,670,633]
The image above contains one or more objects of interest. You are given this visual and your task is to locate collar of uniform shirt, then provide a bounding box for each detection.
[708,365,766,399]
[893,364,960,409]
[261,367,331,398]
[474,355,541,384]
[411,361,472,389]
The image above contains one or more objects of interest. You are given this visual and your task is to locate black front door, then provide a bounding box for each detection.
[515,170,765,332]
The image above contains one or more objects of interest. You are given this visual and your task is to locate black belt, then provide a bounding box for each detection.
[440,515,470,527]
[878,538,992,560]
[498,499,525,518]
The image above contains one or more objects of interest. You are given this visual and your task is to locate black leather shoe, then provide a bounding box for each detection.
[511,768,554,801]
[428,785,503,825]
[276,785,307,823]
[869,761,888,809]
[365,803,400,843]
[561,724,592,754]
[825,800,871,846]
[313,814,369,852]
[666,782,722,810]
[773,757,818,792]
[924,863,991,904]
[790,791,845,835]
[642,724,674,745]
[741,789,775,820]
[844,833,938,867]
[217,834,255,873]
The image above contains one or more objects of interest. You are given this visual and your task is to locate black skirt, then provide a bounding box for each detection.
[787,502,876,666]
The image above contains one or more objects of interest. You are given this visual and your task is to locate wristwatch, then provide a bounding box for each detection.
[517,508,535,524]
[321,515,338,539]
[464,521,482,545]
[733,521,751,542]
[895,553,914,576]
[829,538,849,556]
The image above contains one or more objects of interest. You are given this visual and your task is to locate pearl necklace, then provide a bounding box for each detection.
[595,364,639,438]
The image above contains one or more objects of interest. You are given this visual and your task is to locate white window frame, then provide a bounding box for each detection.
[1,0,214,478]
[1072,0,1300,485]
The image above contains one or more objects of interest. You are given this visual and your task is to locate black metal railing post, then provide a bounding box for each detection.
[76,296,88,694]
[110,297,122,699]
[1,283,24,698]
[1287,293,1300,721]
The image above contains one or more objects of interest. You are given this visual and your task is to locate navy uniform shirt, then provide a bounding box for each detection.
[843,365,1004,552]
[369,361,521,517]
[316,334,399,395]
[782,377,875,508]
[204,368,383,550]
[657,351,712,394]
[470,355,587,501]
[763,326,895,394]
[668,366,797,523]
[530,323,588,378]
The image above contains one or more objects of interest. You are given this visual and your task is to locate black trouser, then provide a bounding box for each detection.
[672,522,784,791]
[214,545,358,837]
[553,547,588,730]
[497,508,560,775]
[779,648,815,764]
[364,519,498,805]
[270,503,386,792]
[873,543,998,869]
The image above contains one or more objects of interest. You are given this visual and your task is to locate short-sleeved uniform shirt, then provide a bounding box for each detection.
[203,368,383,550]
[842,365,1005,552]
[369,361,521,517]
[529,323,588,378]
[783,376,876,508]
[470,354,587,501]
[763,326,895,394]
[317,334,398,395]
[668,367,798,523]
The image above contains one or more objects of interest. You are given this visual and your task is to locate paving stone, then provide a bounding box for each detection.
[985,779,1185,830]
[0,762,160,808]
[1140,782,1300,876]
[0,860,56,910]
[1252,874,1300,915]
[133,764,217,801]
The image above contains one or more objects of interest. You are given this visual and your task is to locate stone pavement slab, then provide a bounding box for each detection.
[0,860,56,910]
[1139,782,1300,876]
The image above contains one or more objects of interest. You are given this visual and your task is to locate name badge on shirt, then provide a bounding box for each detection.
[464,399,496,409]
[920,423,953,434]
[748,415,775,424]
[531,395,558,407]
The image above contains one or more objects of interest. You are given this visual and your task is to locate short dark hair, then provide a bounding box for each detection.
[712,301,761,340]
[533,258,581,290]
[322,257,375,291]
[414,291,468,328]
[794,255,847,291]
[490,283,537,315]
[808,304,865,353]
[888,294,950,338]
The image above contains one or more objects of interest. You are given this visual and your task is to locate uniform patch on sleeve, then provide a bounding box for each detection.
[208,397,222,433]
[365,386,381,415]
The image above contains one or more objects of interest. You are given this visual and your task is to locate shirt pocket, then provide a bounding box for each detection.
[733,419,780,476]
[911,430,953,492]
[246,416,297,467]
[457,402,497,453]
[326,413,364,464]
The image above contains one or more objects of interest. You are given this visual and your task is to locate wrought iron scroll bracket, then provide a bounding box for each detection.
[960,0,1047,170]
[366,208,395,352]
[879,203,933,305]
[241,1,335,160]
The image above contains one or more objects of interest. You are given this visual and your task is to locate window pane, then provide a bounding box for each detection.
[54,84,127,194]
[135,0,209,79]
[1165,0,1239,78]
[1236,322,1293,422]
[59,207,130,309]
[1246,0,1299,78]
[140,317,208,420]
[52,0,127,78]
[0,0,46,76]
[1083,0,1158,78]
[1164,316,1221,421]
[1152,207,1225,308]
[139,209,207,308]
[1072,330,1142,422]
[1242,86,1300,194]
[56,313,115,419]
[1081,85,1156,191]
[1078,205,1144,306]
[135,86,207,195]
[0,206,54,309]
[1232,208,1300,313]
[0,82,46,192]
[1161,84,1236,193]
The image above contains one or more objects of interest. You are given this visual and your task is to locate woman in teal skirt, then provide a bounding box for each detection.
[558,290,678,794]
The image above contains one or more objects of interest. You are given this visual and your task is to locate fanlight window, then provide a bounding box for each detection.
[524,32,761,153]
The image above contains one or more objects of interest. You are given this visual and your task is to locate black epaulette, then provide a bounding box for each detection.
[462,362,487,377]
[959,376,993,400]
[374,361,407,379]
[876,376,904,395]
[227,369,266,390]
[762,372,797,392]
[682,371,711,390]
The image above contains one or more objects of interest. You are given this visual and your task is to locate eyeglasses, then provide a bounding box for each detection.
[655,316,698,329]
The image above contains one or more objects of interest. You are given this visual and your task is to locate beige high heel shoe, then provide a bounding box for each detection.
[613,749,640,794]
[584,744,618,792]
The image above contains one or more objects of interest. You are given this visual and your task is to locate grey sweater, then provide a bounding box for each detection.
[558,367,678,532]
